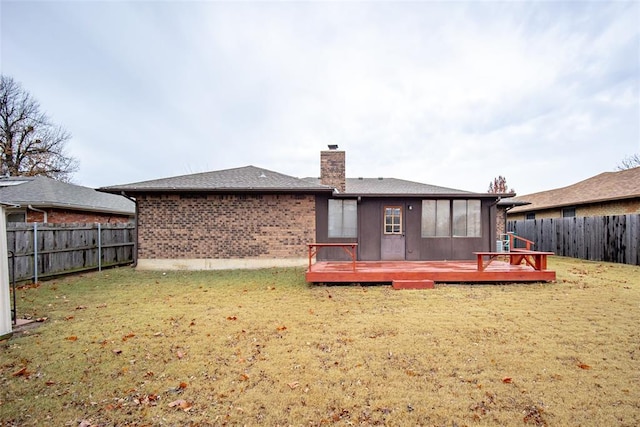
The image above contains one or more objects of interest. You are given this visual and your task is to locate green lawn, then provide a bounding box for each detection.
[1,257,639,426]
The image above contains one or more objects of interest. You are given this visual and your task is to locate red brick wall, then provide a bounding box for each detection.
[137,193,316,259]
[495,206,505,237]
[320,150,345,192]
[26,209,132,224]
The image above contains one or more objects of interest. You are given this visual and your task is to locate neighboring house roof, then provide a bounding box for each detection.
[0,176,135,216]
[509,166,640,213]
[99,166,334,194]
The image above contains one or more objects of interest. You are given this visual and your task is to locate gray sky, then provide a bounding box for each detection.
[1,1,638,195]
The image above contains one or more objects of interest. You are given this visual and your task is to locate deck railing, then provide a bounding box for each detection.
[307,243,358,272]
[502,232,535,251]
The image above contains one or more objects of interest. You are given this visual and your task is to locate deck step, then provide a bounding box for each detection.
[392,279,435,290]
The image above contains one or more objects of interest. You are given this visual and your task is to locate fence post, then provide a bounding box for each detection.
[33,223,38,284]
[98,223,102,271]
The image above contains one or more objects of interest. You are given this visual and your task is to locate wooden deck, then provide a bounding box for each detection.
[305,259,556,284]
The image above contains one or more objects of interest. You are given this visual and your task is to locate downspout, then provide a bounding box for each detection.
[27,205,47,223]
[120,192,138,267]
[489,198,501,251]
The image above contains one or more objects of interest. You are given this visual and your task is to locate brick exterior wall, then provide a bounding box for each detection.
[508,199,640,220]
[25,209,132,224]
[496,206,507,238]
[137,193,316,260]
[320,150,346,192]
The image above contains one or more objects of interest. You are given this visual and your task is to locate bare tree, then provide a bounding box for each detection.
[616,153,640,171]
[0,75,78,182]
[488,175,515,194]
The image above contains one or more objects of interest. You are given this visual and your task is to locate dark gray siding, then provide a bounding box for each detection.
[315,196,497,261]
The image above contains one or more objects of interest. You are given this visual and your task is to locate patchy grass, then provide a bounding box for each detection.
[1,257,639,426]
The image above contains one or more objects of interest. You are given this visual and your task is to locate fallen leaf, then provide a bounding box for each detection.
[169,399,193,411]
[578,363,591,370]
[227,316,237,321]
[277,325,287,331]
[12,367,30,377]
[122,333,135,341]
[64,315,74,321]
[239,373,250,381]
[179,382,188,390]
[96,303,107,308]
[75,306,87,310]
[45,380,56,386]
[502,377,513,384]
[288,381,300,389]
[176,350,185,359]
[66,336,78,341]
[36,317,48,322]
[78,420,93,427]
[113,349,123,355]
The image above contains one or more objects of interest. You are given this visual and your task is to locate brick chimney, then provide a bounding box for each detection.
[320,145,346,193]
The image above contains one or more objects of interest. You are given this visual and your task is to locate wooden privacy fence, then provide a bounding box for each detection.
[508,214,640,266]
[6,223,135,283]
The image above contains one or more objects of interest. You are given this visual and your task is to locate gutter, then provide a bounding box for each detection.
[120,192,138,268]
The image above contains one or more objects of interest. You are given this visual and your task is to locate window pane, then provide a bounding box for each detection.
[422,200,451,237]
[384,206,402,234]
[466,200,481,237]
[421,200,436,237]
[436,200,450,237]
[328,199,342,238]
[7,212,26,223]
[328,199,357,238]
[342,200,358,237]
[452,200,467,237]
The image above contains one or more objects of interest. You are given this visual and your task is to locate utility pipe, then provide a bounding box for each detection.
[27,205,47,223]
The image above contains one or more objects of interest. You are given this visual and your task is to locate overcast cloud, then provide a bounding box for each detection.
[1,1,638,195]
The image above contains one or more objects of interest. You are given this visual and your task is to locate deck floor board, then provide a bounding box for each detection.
[305,260,556,283]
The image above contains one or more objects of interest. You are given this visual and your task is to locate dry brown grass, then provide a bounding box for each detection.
[1,257,639,426]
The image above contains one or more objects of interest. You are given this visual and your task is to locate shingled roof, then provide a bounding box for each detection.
[509,166,640,213]
[0,176,135,215]
[303,177,479,196]
[100,165,507,198]
[99,166,334,194]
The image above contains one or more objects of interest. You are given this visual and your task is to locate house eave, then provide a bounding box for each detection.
[334,192,508,199]
[7,201,134,216]
[99,187,334,196]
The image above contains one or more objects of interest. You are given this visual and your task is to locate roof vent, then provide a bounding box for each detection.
[327,144,338,150]
[378,177,383,180]
[259,172,267,178]
[358,177,363,180]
